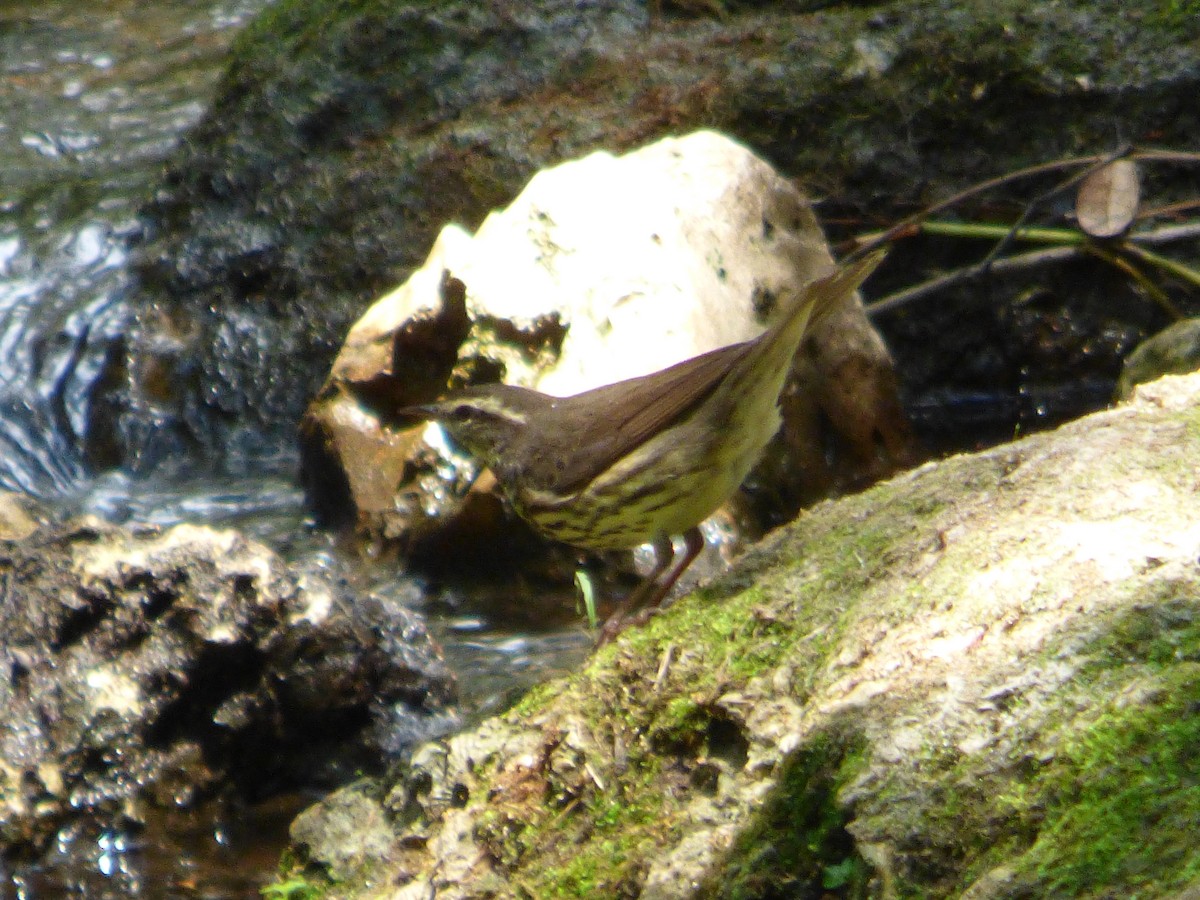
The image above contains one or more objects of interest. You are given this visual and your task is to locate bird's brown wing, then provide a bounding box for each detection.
[519,252,886,496]
[527,340,752,494]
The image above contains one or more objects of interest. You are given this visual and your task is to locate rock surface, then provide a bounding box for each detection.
[300,130,911,557]
[278,371,1200,898]
[1116,317,1200,400]
[0,518,456,861]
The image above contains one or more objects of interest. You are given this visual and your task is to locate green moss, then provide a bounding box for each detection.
[1146,0,1200,32]
[475,807,531,869]
[485,654,681,896]
[507,677,565,719]
[805,580,1200,900]
[649,695,710,750]
[1013,662,1200,895]
[236,0,437,62]
[704,728,871,899]
[523,785,669,897]
[536,837,633,897]
[263,849,334,899]
[1081,588,1200,672]
[882,596,1200,898]
[987,597,1200,896]
[607,472,953,692]
[261,878,324,900]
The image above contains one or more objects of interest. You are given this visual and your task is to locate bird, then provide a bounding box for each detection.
[401,251,885,641]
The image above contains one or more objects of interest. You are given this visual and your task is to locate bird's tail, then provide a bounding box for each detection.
[749,247,887,376]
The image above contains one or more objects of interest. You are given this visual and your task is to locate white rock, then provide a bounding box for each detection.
[335,129,840,397]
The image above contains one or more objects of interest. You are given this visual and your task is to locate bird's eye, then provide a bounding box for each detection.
[450,404,472,421]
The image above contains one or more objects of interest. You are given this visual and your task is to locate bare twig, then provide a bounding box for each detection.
[1084,245,1184,320]
[847,144,1200,261]
[1136,198,1200,221]
[864,246,1082,316]
[846,151,1121,259]
[1130,221,1200,245]
[853,146,1200,316]
[1130,149,1200,166]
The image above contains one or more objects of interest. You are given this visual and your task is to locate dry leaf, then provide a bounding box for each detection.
[1076,159,1140,238]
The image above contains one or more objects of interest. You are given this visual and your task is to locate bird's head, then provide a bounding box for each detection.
[401,383,547,466]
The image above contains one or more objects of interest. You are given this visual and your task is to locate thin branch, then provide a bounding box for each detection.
[1135,198,1200,221]
[864,225,1200,318]
[1084,245,1184,320]
[864,245,1082,316]
[1122,243,1200,291]
[846,153,1116,259]
[847,144,1200,261]
[1129,221,1200,245]
[852,145,1200,317]
[1130,148,1200,166]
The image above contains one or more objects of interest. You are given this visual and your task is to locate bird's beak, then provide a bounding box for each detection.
[393,403,441,426]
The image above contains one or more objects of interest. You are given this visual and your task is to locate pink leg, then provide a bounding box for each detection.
[596,527,706,646]
[643,526,705,609]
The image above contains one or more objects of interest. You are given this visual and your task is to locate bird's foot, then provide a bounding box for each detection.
[594,606,662,648]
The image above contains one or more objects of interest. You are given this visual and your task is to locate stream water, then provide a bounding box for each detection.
[1,1,588,895]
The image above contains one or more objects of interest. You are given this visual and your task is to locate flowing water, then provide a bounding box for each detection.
[1,1,588,894]
[0,0,264,496]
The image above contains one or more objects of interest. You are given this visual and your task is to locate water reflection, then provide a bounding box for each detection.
[7,795,307,899]
[0,222,127,494]
[443,626,591,720]
[76,470,309,538]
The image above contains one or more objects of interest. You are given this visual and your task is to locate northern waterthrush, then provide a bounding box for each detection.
[402,251,885,638]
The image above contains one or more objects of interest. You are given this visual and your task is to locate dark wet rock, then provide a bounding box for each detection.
[98,0,1200,476]
[1116,316,1200,400]
[0,516,455,861]
[274,371,1200,898]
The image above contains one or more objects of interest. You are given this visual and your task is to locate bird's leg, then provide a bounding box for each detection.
[596,534,673,646]
[646,526,705,608]
[596,527,706,646]
[628,532,677,611]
